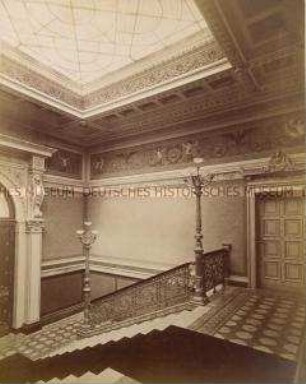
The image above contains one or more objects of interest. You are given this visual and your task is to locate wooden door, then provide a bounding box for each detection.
[0,220,15,336]
[256,195,305,292]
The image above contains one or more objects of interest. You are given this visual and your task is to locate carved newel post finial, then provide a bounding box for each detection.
[76,221,98,336]
[185,158,214,305]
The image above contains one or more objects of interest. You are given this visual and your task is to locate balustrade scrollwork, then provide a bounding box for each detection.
[88,246,230,328]
[199,246,231,294]
[89,262,192,326]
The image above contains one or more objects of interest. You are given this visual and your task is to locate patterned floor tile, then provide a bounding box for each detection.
[235,331,253,340]
[190,288,306,362]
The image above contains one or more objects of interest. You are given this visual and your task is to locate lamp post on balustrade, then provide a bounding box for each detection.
[186,157,214,304]
[76,221,98,334]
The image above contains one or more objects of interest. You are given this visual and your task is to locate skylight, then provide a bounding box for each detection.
[0,0,209,85]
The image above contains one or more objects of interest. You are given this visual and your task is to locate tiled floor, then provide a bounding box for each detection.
[190,288,306,362]
[0,312,84,361]
[0,288,304,364]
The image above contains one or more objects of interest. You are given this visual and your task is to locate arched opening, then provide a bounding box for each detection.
[0,185,15,336]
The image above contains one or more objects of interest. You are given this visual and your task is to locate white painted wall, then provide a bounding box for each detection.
[89,180,247,276]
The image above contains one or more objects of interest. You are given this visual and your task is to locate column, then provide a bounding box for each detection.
[25,219,44,325]
[24,155,46,327]
[12,222,27,329]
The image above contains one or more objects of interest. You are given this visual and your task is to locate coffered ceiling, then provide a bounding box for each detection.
[0,0,303,149]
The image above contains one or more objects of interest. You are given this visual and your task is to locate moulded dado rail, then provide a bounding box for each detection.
[88,246,231,331]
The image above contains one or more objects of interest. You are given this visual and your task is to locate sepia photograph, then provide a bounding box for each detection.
[0,0,305,383]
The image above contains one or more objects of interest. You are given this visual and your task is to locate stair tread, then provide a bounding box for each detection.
[48,305,205,358]
[35,368,132,383]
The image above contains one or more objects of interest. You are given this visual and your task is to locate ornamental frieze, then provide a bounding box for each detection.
[90,116,305,179]
[1,39,224,112]
[84,40,224,108]
[46,149,83,179]
[1,56,83,110]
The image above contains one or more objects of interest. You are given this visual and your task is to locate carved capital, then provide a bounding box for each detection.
[31,156,46,172]
[26,219,45,233]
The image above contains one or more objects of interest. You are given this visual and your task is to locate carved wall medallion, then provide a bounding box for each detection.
[32,156,46,171]
[268,151,294,173]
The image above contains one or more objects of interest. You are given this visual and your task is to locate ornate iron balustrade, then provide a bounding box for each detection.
[199,245,231,295]
[89,262,193,326]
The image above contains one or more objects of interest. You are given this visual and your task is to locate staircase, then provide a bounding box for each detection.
[0,247,232,383]
[0,324,296,383]
[48,305,209,357]
[87,247,230,333]
[35,368,140,383]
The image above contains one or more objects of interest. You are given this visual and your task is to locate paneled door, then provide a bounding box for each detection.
[0,220,15,336]
[256,196,305,292]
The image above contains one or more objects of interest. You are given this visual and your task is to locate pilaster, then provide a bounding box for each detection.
[25,218,44,325]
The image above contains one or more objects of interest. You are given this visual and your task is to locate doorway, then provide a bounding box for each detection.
[256,195,305,293]
[0,189,15,336]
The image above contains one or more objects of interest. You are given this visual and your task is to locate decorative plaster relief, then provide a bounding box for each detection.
[30,173,45,219]
[32,156,46,172]
[1,56,83,109]
[1,39,224,112]
[26,218,45,233]
[46,149,83,179]
[90,116,305,178]
[84,40,225,108]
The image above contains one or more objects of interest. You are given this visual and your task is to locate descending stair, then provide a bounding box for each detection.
[48,305,209,358]
[35,367,140,383]
[0,248,233,383]
[0,325,296,384]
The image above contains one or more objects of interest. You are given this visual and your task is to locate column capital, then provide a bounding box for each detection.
[31,156,46,172]
[26,219,45,233]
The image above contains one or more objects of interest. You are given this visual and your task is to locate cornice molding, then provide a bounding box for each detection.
[83,58,231,118]
[90,92,304,152]
[89,112,305,179]
[43,174,84,192]
[88,153,305,188]
[0,134,56,158]
[0,74,84,118]
[0,37,227,118]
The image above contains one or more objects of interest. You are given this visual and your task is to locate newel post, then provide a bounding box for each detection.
[76,221,98,336]
[186,158,214,305]
[222,243,232,288]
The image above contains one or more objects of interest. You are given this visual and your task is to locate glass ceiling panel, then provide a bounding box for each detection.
[0,0,210,85]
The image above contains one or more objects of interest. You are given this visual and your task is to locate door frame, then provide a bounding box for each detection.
[0,218,16,331]
[246,178,305,288]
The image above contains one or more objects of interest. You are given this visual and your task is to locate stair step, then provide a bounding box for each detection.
[35,367,140,383]
[47,305,206,358]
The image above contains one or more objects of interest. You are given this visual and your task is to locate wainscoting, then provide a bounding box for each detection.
[91,272,139,301]
[41,271,84,320]
[40,267,140,323]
